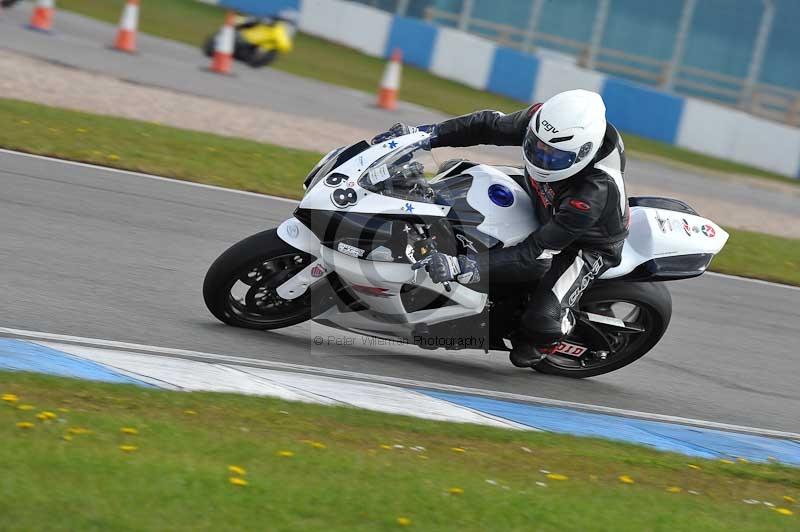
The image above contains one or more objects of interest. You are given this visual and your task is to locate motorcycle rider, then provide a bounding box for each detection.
[375,89,629,368]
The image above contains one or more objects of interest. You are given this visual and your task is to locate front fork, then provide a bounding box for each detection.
[275,218,328,300]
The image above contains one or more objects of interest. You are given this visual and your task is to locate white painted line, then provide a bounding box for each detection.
[33,340,528,430]
[706,271,800,292]
[2,326,798,440]
[0,148,300,204]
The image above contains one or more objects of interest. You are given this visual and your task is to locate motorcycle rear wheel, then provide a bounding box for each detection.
[534,282,672,378]
[203,229,313,330]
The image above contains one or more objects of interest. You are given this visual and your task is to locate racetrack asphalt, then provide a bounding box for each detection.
[2,5,799,238]
[2,150,799,434]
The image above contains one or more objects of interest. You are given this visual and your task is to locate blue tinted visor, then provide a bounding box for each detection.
[523,132,577,171]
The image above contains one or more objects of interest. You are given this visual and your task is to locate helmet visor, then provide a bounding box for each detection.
[523,131,577,171]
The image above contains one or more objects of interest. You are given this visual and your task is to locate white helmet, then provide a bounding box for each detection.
[523,89,607,183]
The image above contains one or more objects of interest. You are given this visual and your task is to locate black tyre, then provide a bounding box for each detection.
[203,229,314,330]
[535,282,672,378]
[248,49,278,68]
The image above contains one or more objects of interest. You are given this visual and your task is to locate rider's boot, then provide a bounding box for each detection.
[509,338,558,368]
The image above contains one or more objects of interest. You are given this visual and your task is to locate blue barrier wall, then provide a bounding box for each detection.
[487,48,539,103]
[384,16,437,69]
[221,0,299,16]
[602,78,685,144]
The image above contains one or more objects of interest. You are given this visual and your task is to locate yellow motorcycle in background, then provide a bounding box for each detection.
[203,15,296,68]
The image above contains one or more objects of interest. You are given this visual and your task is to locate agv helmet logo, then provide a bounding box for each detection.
[541,119,559,134]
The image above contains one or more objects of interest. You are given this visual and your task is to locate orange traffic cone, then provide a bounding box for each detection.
[114,0,140,53]
[28,0,55,32]
[377,49,402,110]
[210,11,236,75]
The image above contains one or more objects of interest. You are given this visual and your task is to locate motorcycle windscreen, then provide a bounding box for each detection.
[358,141,445,205]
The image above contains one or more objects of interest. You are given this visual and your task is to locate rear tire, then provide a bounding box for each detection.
[535,282,672,378]
[203,229,313,330]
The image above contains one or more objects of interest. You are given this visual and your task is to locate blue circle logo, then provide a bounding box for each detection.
[488,184,514,207]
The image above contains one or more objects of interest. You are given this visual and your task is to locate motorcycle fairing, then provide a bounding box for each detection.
[275,132,729,332]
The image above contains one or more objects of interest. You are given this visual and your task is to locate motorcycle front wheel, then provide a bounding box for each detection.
[203,229,313,330]
[534,281,672,378]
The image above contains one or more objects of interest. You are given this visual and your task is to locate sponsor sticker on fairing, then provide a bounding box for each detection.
[337,242,365,258]
[555,342,587,357]
[367,164,391,185]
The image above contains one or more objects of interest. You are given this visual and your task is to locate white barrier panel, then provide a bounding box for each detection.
[730,113,800,176]
[676,99,740,161]
[532,59,606,103]
[430,27,495,90]
[678,98,800,177]
[299,0,390,57]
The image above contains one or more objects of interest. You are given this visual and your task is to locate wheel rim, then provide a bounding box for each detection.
[543,298,658,371]
[224,252,312,326]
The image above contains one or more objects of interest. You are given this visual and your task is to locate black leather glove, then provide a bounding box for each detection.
[412,252,480,285]
[371,123,436,145]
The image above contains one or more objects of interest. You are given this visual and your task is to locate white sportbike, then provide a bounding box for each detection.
[204,132,728,378]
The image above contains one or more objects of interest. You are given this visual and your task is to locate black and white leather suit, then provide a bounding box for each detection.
[430,106,630,346]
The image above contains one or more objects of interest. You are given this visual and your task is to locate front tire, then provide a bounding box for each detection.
[535,282,672,378]
[203,229,314,330]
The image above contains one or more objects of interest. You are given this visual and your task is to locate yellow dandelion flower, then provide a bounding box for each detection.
[119,445,138,453]
[17,404,35,411]
[666,486,682,493]
[448,487,464,495]
[228,465,247,476]
[120,427,139,435]
[546,473,568,481]
[783,495,796,503]
[380,444,393,450]
[774,508,793,516]
[36,411,57,421]
[687,464,701,470]
[183,409,197,415]
[16,422,34,429]
[311,442,326,449]
[277,450,294,458]
[229,477,248,486]
[451,447,466,453]
[396,517,412,526]
[67,427,91,435]
[719,459,734,464]
[62,434,73,441]
[618,475,635,484]
[107,154,120,161]
[2,393,19,403]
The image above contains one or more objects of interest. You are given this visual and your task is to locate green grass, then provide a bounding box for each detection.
[0,98,320,198]
[56,0,799,185]
[2,97,798,287]
[712,228,800,286]
[1,371,798,531]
